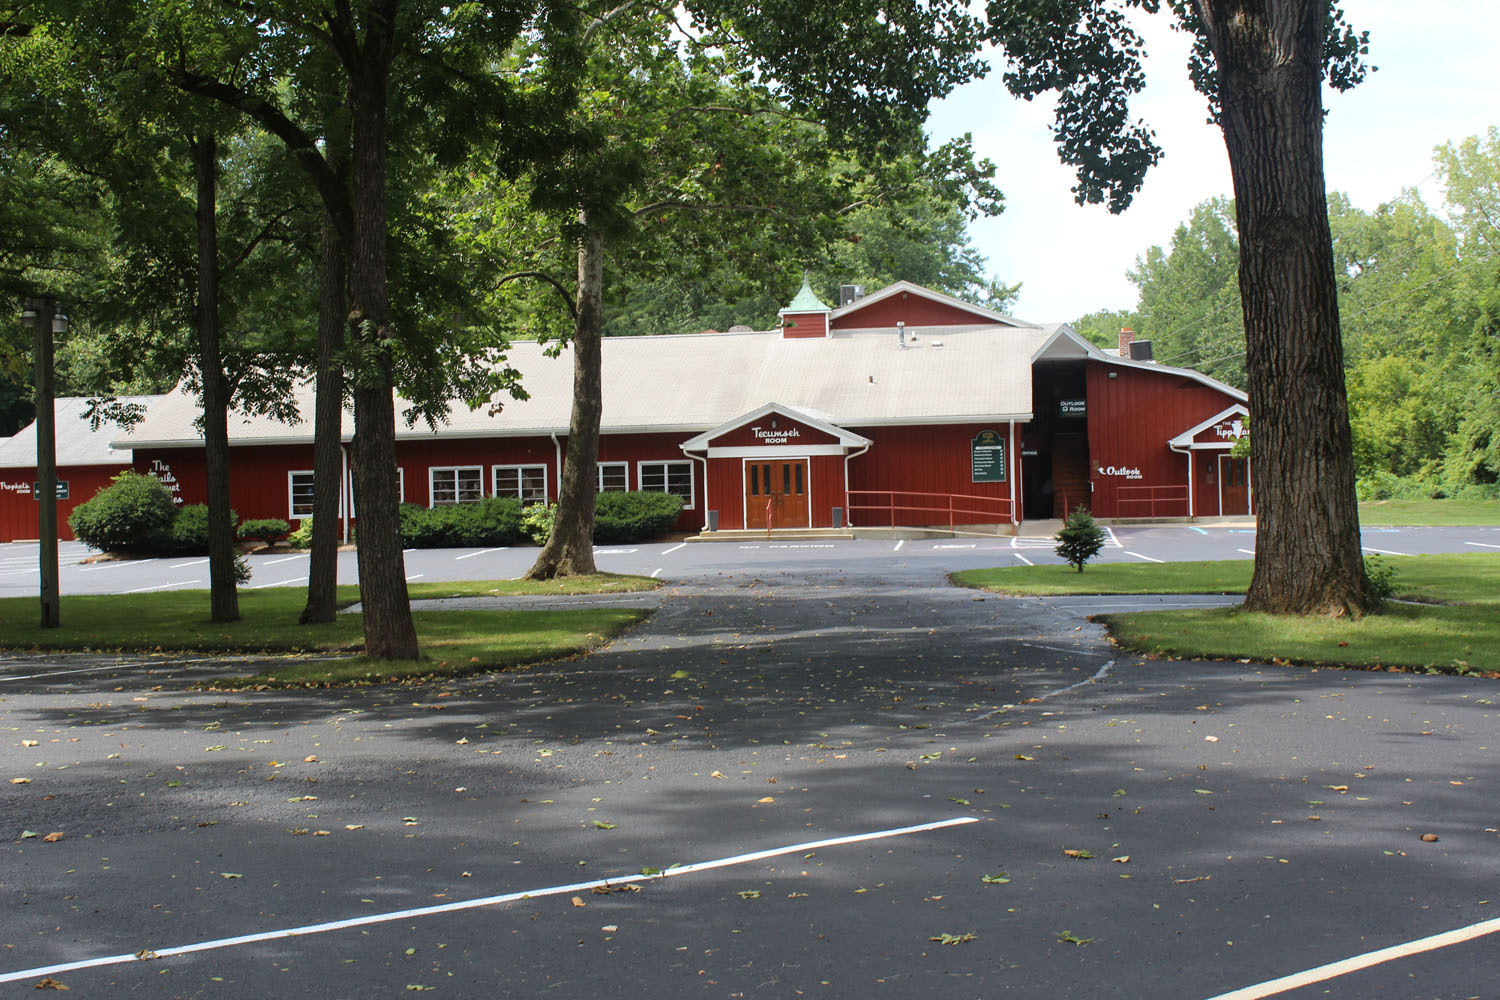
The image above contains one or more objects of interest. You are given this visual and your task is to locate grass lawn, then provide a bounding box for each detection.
[1357,498,1500,526]
[955,554,1500,676]
[0,574,656,686]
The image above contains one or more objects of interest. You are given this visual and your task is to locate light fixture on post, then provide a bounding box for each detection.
[20,297,61,628]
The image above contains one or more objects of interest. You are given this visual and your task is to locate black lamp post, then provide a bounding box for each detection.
[20,298,63,628]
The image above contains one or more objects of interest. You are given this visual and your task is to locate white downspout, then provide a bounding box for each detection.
[340,443,351,544]
[1008,421,1018,530]
[1170,443,1193,518]
[680,445,709,531]
[843,443,870,528]
[550,432,563,504]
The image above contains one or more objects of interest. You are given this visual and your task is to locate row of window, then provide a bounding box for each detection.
[286,461,694,518]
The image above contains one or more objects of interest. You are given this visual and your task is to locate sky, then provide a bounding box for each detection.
[924,1,1500,323]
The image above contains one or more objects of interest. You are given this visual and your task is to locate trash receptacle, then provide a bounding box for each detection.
[706,510,720,532]
[832,507,844,529]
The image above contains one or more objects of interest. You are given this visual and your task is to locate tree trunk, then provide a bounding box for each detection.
[300,198,348,625]
[1197,0,1370,616]
[194,132,240,624]
[346,52,418,659]
[527,223,604,579]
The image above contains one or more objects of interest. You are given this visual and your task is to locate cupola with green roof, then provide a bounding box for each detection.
[777,276,832,339]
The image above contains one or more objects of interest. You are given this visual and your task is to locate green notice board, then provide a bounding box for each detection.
[971,429,1007,483]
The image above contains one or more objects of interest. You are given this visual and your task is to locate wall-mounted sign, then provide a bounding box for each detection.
[748,424,802,445]
[1059,398,1087,418]
[971,429,1007,483]
[30,481,69,500]
[149,459,185,505]
[1096,465,1143,480]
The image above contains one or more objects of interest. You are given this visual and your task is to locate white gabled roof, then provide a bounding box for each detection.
[0,396,162,469]
[1169,404,1250,449]
[680,402,874,451]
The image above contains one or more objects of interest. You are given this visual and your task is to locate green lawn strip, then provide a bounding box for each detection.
[217,607,648,687]
[404,574,658,600]
[1357,498,1500,526]
[951,560,1253,596]
[955,553,1500,676]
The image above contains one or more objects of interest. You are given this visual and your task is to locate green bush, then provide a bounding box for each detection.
[399,497,523,548]
[521,502,556,545]
[593,490,683,543]
[287,518,315,548]
[167,503,238,554]
[1055,506,1106,572]
[68,471,178,552]
[1363,554,1397,605]
[238,518,291,544]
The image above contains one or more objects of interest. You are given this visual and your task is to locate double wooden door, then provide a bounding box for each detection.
[745,459,809,529]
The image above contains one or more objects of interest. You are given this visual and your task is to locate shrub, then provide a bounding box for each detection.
[287,518,315,548]
[68,471,178,552]
[399,497,523,548]
[1363,555,1397,605]
[238,518,291,544]
[1055,506,1106,572]
[521,502,556,545]
[593,490,683,543]
[167,503,238,554]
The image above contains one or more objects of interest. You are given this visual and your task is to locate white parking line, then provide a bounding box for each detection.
[893,539,905,552]
[593,548,639,555]
[78,562,130,573]
[1362,545,1408,556]
[248,576,307,590]
[1125,551,1165,563]
[453,547,507,560]
[1014,553,1033,566]
[123,580,200,594]
[1465,541,1500,550]
[661,542,688,555]
[170,559,209,569]
[1237,548,1256,555]
[650,567,663,578]
[1103,526,1123,548]
[934,543,975,550]
[0,817,977,985]
[405,574,425,582]
[262,554,307,566]
[1203,915,1500,1000]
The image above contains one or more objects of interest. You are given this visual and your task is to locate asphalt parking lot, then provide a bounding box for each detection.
[2,530,1498,998]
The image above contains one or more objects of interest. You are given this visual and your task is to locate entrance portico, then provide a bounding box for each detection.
[681,403,872,531]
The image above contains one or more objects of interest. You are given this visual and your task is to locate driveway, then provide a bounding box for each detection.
[2,559,1496,998]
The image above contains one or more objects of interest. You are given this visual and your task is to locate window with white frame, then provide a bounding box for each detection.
[598,462,628,492]
[493,464,548,504]
[288,471,316,519]
[348,467,403,517]
[638,460,693,508]
[429,466,483,506]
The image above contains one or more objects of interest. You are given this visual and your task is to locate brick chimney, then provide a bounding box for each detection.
[1118,326,1134,357]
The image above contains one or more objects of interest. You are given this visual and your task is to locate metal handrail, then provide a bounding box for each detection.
[845,489,1011,530]
[1115,484,1189,518]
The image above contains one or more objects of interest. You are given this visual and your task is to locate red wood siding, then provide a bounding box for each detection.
[832,294,989,330]
[782,312,828,338]
[703,453,846,529]
[1085,363,1243,517]
[707,416,839,448]
[847,423,1013,526]
[0,465,129,542]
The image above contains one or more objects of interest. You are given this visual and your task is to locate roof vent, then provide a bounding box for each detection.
[839,284,865,306]
[1127,339,1154,362]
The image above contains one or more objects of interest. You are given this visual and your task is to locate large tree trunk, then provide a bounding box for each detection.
[300,198,348,625]
[346,48,418,659]
[194,132,240,624]
[1197,0,1369,616]
[527,224,604,579]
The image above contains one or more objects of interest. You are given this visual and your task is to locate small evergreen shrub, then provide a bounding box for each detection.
[238,518,291,544]
[167,503,238,554]
[593,490,683,543]
[287,518,315,548]
[521,502,557,545]
[399,497,523,548]
[1055,506,1106,572]
[68,471,178,552]
[1363,555,1397,605]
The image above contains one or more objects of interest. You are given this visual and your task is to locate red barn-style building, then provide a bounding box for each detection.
[92,280,1250,542]
[0,396,161,542]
